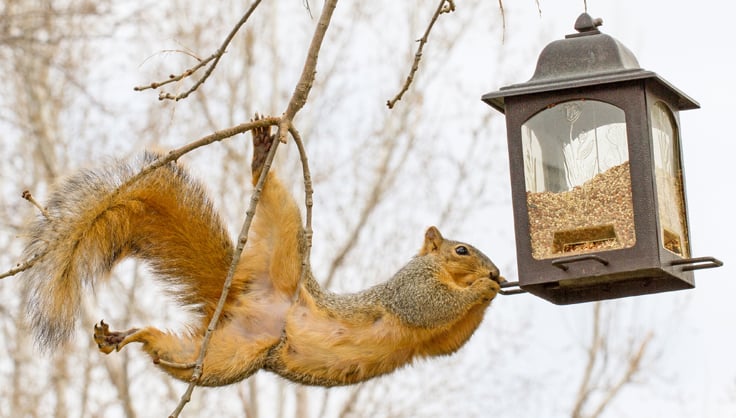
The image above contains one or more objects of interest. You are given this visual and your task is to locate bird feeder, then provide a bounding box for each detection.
[482,13,722,304]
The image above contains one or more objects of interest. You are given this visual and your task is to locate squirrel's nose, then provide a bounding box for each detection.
[490,271,506,285]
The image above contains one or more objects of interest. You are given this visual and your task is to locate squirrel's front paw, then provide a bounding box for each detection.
[472,277,500,302]
[93,320,138,354]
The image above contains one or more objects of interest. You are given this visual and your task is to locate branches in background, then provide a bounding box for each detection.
[0,115,275,284]
[2,3,336,413]
[0,253,44,280]
[3,1,663,418]
[133,0,263,101]
[166,0,335,415]
[386,0,513,109]
[386,0,455,109]
[571,302,654,418]
[498,0,506,40]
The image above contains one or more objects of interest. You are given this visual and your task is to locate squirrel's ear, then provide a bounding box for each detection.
[420,226,443,255]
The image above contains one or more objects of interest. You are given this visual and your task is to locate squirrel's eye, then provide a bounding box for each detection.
[455,246,469,256]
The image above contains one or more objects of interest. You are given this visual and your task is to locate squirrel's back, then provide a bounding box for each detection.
[22,153,237,348]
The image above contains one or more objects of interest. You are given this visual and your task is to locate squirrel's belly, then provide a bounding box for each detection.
[274,304,417,384]
[227,290,292,342]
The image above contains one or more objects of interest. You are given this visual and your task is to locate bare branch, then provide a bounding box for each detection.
[21,190,49,218]
[168,123,281,418]
[13,115,276,280]
[128,117,279,185]
[571,303,655,418]
[278,0,340,142]
[386,0,455,109]
[571,302,603,418]
[588,332,653,418]
[169,118,314,417]
[133,0,335,413]
[0,252,46,280]
[134,0,263,101]
[289,124,315,304]
[498,0,506,41]
[337,386,365,418]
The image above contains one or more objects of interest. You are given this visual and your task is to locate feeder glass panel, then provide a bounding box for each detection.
[651,102,690,257]
[521,100,636,259]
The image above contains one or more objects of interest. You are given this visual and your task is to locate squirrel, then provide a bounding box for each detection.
[19,118,503,387]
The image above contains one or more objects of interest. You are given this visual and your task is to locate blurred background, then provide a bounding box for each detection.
[0,1,732,417]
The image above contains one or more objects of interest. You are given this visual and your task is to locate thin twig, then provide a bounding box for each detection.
[288,124,314,302]
[386,0,455,109]
[167,121,280,418]
[134,0,263,101]
[21,190,49,218]
[0,252,46,280]
[498,0,506,42]
[170,0,338,413]
[132,117,279,185]
[135,54,216,95]
[278,0,340,142]
[588,332,653,418]
[571,302,602,418]
[1,118,277,283]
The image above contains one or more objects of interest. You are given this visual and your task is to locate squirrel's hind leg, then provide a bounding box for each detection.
[93,320,139,354]
[93,319,272,386]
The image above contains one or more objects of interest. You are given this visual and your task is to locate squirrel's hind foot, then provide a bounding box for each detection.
[93,320,139,354]
[251,113,275,177]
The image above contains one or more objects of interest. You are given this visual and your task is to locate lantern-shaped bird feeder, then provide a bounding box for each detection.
[483,13,722,304]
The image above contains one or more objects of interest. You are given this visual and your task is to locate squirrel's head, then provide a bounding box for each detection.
[419,226,505,288]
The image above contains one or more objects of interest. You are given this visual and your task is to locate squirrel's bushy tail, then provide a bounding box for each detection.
[21,153,235,349]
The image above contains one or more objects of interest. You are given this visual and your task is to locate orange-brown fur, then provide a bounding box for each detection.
[265,228,500,386]
[91,159,302,386]
[22,121,502,387]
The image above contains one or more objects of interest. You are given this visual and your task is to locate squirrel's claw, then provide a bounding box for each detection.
[93,319,138,354]
[94,320,116,354]
[251,113,275,178]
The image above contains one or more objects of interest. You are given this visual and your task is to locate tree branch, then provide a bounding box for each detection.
[498,0,506,41]
[278,0,340,142]
[21,190,49,218]
[588,332,653,418]
[289,124,315,303]
[571,302,602,418]
[0,252,45,280]
[386,0,455,109]
[134,0,263,101]
[2,117,278,284]
[167,118,280,418]
[170,0,336,414]
[571,303,654,418]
